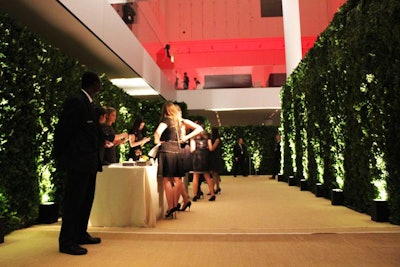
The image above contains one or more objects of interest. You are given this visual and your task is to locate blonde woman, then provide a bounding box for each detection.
[174,104,192,212]
[101,107,128,165]
[154,102,203,218]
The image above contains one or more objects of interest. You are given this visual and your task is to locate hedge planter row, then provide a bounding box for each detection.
[280,176,389,222]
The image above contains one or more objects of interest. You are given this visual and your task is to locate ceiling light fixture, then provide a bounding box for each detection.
[110,78,159,96]
[208,107,281,112]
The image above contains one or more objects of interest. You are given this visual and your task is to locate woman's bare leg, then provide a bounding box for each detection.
[163,177,175,211]
[174,177,189,205]
[204,173,215,196]
[192,173,199,199]
[211,171,220,191]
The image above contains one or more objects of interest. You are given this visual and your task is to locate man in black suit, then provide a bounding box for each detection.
[271,134,281,180]
[232,137,249,177]
[54,71,103,255]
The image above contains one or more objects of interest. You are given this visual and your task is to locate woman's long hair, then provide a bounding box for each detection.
[130,116,145,139]
[161,101,182,139]
[105,106,116,125]
[211,127,220,141]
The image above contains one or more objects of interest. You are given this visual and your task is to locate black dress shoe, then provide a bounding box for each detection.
[60,245,88,255]
[79,236,101,245]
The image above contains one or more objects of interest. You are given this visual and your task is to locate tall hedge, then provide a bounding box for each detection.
[0,12,85,231]
[281,0,400,223]
[0,12,161,232]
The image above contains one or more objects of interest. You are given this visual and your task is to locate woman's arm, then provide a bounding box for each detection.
[154,122,167,144]
[190,138,196,153]
[113,132,128,145]
[181,119,203,142]
[207,139,213,151]
[210,138,220,151]
[129,134,151,148]
[128,133,137,147]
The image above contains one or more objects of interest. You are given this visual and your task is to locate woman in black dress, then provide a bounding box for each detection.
[209,127,223,194]
[190,130,216,201]
[154,102,203,218]
[128,117,151,161]
[175,104,192,212]
[101,107,128,165]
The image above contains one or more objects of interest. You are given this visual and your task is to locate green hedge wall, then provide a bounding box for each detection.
[218,126,278,175]
[281,0,400,224]
[0,12,165,233]
[0,13,85,231]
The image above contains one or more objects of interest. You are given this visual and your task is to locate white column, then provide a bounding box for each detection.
[282,0,302,76]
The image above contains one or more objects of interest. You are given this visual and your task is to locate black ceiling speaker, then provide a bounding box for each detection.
[122,4,136,24]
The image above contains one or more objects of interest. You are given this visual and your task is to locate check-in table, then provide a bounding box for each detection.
[89,163,164,228]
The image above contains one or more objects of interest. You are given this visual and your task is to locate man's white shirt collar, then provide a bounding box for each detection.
[81,89,93,103]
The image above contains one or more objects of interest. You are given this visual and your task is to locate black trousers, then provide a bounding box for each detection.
[272,157,281,178]
[59,170,97,248]
[233,157,248,176]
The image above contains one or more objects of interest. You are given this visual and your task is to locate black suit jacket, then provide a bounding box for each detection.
[54,90,102,173]
[233,143,247,161]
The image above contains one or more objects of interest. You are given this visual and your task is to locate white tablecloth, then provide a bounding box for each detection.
[89,163,161,227]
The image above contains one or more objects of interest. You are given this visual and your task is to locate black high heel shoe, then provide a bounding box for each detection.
[179,201,192,211]
[193,196,199,202]
[208,195,216,201]
[215,188,221,194]
[198,191,204,199]
[165,207,178,219]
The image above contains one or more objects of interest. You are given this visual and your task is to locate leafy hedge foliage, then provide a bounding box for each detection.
[281,0,400,224]
[218,126,278,175]
[0,13,85,231]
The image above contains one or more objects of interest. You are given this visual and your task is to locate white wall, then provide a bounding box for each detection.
[177,87,281,110]
[57,0,283,110]
[59,0,176,100]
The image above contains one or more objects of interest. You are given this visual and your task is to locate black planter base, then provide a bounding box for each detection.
[288,176,296,186]
[278,174,286,182]
[315,183,326,198]
[331,189,344,205]
[0,217,4,243]
[300,179,308,191]
[371,200,389,222]
[39,203,59,224]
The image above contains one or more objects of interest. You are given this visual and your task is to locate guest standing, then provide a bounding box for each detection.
[191,130,216,201]
[271,134,281,180]
[232,137,249,177]
[174,104,192,212]
[95,106,114,164]
[54,71,103,255]
[194,77,202,89]
[183,72,189,89]
[101,107,128,165]
[209,127,223,194]
[154,101,203,218]
[128,117,151,161]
